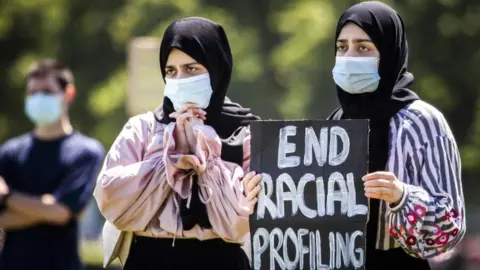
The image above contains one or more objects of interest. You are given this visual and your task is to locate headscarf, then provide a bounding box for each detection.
[157,17,260,230]
[329,1,420,250]
[158,17,259,140]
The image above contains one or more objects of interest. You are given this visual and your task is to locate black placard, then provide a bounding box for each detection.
[249,120,369,270]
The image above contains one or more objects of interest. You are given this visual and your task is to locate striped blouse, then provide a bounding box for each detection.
[330,100,465,259]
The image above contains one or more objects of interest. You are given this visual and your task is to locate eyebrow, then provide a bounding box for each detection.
[336,38,373,43]
[165,62,199,68]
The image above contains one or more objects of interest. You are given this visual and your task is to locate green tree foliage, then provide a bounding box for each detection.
[1,0,479,201]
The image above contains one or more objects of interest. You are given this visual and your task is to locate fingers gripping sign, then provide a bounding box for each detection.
[362,171,405,205]
[243,171,262,214]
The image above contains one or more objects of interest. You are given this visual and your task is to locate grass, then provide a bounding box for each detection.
[80,240,121,267]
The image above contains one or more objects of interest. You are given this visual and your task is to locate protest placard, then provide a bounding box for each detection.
[249,120,369,270]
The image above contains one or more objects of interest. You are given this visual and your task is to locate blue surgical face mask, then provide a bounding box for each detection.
[25,93,63,126]
[332,56,381,94]
[164,73,213,112]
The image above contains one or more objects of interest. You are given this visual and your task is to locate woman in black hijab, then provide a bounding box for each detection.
[95,17,261,270]
[329,1,465,269]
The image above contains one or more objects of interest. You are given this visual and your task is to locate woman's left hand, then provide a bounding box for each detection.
[243,172,262,214]
[170,104,206,153]
[184,112,204,152]
[363,171,405,205]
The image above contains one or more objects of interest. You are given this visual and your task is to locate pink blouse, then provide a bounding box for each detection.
[94,112,252,245]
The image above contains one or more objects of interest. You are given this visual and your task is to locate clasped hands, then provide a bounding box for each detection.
[170,104,263,213]
[169,104,207,154]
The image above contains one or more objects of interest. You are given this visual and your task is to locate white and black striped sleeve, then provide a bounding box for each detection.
[387,109,465,259]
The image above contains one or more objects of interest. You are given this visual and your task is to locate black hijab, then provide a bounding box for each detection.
[330,1,419,250]
[157,17,260,230]
[158,17,259,141]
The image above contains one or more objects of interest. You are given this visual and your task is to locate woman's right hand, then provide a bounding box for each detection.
[243,172,262,214]
[170,104,207,154]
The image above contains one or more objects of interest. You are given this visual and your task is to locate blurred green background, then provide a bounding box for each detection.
[1,0,479,268]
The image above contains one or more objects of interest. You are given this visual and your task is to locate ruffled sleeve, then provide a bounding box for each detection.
[94,114,174,231]
[163,123,251,242]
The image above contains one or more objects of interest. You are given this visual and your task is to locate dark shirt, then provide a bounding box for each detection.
[0,132,105,270]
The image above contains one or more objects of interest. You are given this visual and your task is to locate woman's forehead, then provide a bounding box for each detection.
[166,48,198,66]
[337,22,371,41]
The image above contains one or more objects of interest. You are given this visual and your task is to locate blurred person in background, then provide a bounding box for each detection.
[79,199,105,240]
[0,59,105,270]
[328,1,465,269]
[94,17,261,270]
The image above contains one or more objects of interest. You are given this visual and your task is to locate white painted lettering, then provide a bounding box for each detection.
[350,230,365,268]
[257,173,278,220]
[297,173,317,219]
[328,126,350,166]
[336,232,350,268]
[316,176,326,217]
[253,228,269,270]
[309,232,316,270]
[277,173,298,218]
[252,228,365,270]
[270,228,286,270]
[304,127,328,167]
[329,232,336,269]
[326,172,348,216]
[297,229,309,270]
[278,126,300,169]
[258,172,367,220]
[347,173,368,217]
[283,228,300,269]
[316,230,330,270]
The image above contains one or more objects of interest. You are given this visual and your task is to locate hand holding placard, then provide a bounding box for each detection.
[243,172,262,214]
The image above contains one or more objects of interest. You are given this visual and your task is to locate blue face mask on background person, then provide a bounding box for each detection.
[332,56,381,94]
[164,73,213,112]
[25,93,63,126]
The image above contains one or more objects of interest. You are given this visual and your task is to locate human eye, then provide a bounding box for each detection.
[336,45,346,52]
[358,45,370,52]
[187,66,198,72]
[165,68,175,76]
